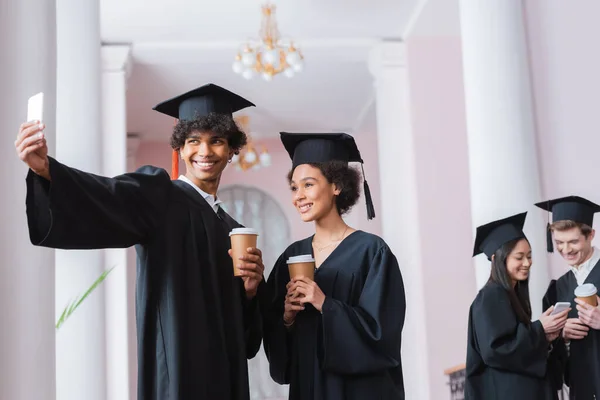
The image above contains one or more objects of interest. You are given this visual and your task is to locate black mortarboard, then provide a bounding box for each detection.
[473,212,528,260]
[152,83,254,179]
[534,195,600,252]
[152,83,255,121]
[280,132,376,220]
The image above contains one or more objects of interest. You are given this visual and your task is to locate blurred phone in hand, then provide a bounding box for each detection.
[27,92,44,123]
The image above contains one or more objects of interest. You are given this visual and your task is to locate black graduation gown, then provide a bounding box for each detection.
[25,157,263,400]
[261,231,406,400]
[542,279,566,400]
[546,260,600,399]
[465,282,553,400]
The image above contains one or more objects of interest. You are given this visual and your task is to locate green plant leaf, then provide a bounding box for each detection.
[56,266,116,330]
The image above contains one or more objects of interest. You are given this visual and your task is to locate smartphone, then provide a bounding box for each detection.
[27,92,44,123]
[550,301,571,315]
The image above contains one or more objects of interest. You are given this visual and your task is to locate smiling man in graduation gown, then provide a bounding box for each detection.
[536,196,600,399]
[15,84,265,400]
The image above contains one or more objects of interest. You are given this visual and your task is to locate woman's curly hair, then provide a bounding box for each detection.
[287,160,361,215]
[169,112,247,154]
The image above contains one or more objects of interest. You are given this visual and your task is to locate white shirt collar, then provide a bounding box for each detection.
[569,246,600,285]
[177,175,222,213]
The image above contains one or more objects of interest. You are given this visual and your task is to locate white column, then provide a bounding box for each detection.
[459,0,548,317]
[368,41,430,400]
[0,1,56,398]
[102,44,133,400]
[55,0,107,399]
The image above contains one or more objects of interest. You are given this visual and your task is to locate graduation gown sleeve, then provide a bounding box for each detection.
[262,253,293,384]
[472,284,549,378]
[543,280,569,391]
[320,245,406,375]
[26,157,171,249]
[242,279,265,359]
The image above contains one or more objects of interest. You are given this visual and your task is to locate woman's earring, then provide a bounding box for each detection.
[228,159,233,163]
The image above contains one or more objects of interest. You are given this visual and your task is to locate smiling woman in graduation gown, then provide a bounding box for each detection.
[262,133,406,400]
[19,84,264,400]
[465,213,569,400]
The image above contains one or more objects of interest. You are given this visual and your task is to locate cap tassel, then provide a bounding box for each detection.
[170,118,179,180]
[364,180,376,220]
[171,149,179,180]
[361,164,376,220]
[546,223,554,253]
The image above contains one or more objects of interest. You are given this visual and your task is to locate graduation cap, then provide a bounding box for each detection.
[473,212,528,260]
[152,83,255,179]
[534,195,600,252]
[280,132,376,220]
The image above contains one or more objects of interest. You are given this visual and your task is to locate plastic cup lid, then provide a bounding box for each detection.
[229,228,259,236]
[574,283,598,297]
[287,254,315,264]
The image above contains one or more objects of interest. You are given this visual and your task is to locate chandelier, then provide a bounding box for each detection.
[231,115,271,171]
[232,3,304,81]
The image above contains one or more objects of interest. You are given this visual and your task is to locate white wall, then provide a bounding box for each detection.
[525,0,600,278]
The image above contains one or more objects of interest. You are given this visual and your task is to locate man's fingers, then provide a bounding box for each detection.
[237,263,264,275]
[239,271,262,280]
[246,247,263,257]
[238,259,265,274]
[16,129,44,152]
[568,324,589,333]
[20,121,36,130]
[237,262,259,271]
[18,132,45,152]
[567,323,588,332]
[16,123,44,146]
[238,253,260,263]
[19,121,39,136]
[568,332,587,340]
[19,141,45,160]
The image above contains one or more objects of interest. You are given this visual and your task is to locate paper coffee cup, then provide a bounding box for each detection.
[287,254,315,281]
[574,283,598,307]
[229,228,259,276]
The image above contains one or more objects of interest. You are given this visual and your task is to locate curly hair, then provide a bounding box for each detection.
[287,160,361,215]
[169,112,247,154]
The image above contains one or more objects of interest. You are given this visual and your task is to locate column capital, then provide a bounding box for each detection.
[368,41,407,79]
[102,44,132,79]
